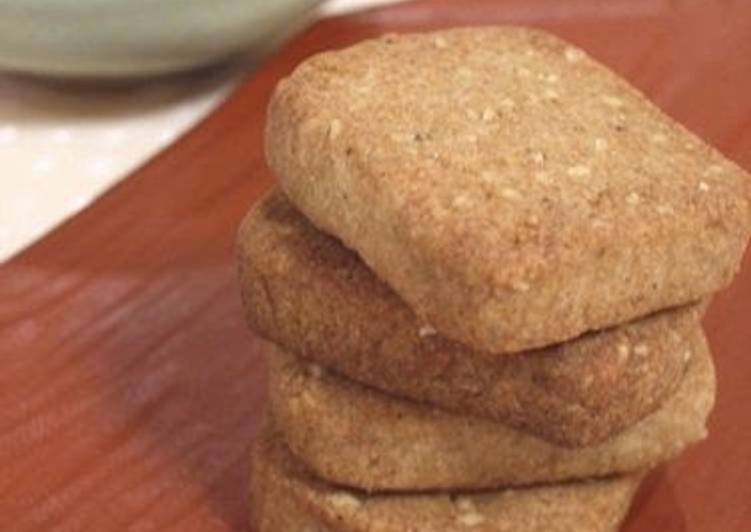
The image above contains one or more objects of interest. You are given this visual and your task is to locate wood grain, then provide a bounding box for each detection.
[1,1,750,530]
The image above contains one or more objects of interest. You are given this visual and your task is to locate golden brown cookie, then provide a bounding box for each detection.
[250,427,643,532]
[266,26,751,354]
[238,190,703,446]
[267,335,713,492]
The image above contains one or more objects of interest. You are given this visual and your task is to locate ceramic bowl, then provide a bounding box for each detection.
[0,0,323,78]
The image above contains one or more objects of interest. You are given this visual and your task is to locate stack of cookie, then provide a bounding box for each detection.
[238,27,751,531]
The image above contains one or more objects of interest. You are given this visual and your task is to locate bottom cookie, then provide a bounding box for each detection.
[250,427,643,532]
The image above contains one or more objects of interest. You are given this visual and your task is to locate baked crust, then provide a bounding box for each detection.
[266,26,751,353]
[250,426,643,532]
[238,190,701,446]
[267,334,713,491]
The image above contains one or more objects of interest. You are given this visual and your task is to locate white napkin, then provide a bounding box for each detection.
[0,0,405,261]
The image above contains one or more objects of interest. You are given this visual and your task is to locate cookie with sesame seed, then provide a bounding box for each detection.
[250,425,643,532]
[266,334,713,492]
[266,26,751,354]
[238,190,702,447]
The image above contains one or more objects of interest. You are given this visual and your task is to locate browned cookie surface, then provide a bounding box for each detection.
[266,26,751,354]
[238,190,702,446]
[267,335,713,492]
[250,427,643,532]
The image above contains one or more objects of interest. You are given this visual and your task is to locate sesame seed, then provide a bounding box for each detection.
[500,97,516,109]
[482,108,497,122]
[501,187,522,200]
[530,152,545,165]
[390,132,415,142]
[567,165,591,177]
[705,164,723,175]
[329,119,343,139]
[546,73,559,83]
[544,88,560,100]
[512,280,531,292]
[457,513,486,527]
[626,192,641,205]
[564,47,585,63]
[594,138,608,152]
[591,218,609,229]
[698,181,710,192]
[328,492,362,510]
[434,36,448,49]
[419,324,438,338]
[452,194,472,209]
[656,204,674,215]
[634,344,650,356]
[617,344,631,363]
[517,67,531,78]
[652,133,668,144]
[602,95,624,108]
[455,497,476,512]
[683,350,693,362]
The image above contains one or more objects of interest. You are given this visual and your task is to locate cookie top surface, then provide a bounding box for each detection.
[267,26,750,351]
[271,26,748,256]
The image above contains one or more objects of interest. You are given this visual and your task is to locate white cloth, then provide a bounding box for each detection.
[0,0,404,261]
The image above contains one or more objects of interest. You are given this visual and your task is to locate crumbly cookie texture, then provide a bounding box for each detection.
[238,190,702,446]
[250,426,643,532]
[267,334,713,492]
[266,26,751,353]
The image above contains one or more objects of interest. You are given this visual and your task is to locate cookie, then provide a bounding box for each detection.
[238,190,702,446]
[250,426,643,532]
[266,26,751,353]
[267,330,713,492]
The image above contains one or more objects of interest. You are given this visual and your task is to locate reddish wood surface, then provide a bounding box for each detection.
[1,1,750,530]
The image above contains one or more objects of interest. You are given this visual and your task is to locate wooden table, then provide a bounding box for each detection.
[1,1,750,530]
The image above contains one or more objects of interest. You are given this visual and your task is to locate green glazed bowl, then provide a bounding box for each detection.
[0,0,323,78]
